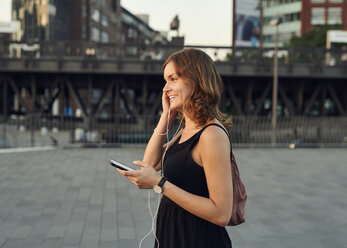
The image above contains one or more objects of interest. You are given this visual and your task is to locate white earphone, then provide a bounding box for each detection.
[138,109,183,248]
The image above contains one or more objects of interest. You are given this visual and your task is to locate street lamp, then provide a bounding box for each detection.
[269,17,281,145]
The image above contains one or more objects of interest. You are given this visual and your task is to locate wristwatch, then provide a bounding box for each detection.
[153,177,167,194]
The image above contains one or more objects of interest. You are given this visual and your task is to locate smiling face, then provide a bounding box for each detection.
[163,61,193,113]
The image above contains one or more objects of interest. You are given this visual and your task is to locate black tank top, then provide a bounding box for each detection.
[163,123,231,198]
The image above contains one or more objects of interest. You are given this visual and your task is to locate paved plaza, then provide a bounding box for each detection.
[0,146,346,248]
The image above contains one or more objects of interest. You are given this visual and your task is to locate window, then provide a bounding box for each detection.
[311,8,325,25]
[310,0,325,3]
[127,28,138,39]
[101,31,109,43]
[328,0,343,2]
[295,12,300,21]
[92,27,99,41]
[328,8,342,24]
[264,35,272,43]
[101,15,109,26]
[92,8,100,22]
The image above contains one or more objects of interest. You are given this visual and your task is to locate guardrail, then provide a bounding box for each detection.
[1,114,346,148]
[1,41,347,66]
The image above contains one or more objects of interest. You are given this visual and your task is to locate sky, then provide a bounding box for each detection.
[121,0,232,46]
[0,0,232,46]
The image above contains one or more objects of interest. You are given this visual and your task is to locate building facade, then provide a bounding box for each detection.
[262,0,302,47]
[121,7,168,46]
[11,0,121,43]
[301,0,347,33]
[12,0,69,41]
[69,0,121,43]
[11,0,168,46]
[261,0,347,47]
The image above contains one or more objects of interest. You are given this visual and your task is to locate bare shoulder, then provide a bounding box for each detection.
[199,125,230,151]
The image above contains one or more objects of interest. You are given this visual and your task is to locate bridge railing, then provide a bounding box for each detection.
[1,114,346,148]
[1,40,347,66]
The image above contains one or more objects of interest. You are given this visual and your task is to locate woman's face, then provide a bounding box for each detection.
[163,61,193,113]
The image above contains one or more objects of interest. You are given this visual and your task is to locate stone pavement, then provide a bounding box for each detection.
[0,147,346,248]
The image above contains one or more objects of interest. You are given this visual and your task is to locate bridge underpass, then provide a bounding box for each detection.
[0,43,346,147]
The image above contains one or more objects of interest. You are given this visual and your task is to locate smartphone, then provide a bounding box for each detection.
[108,159,135,171]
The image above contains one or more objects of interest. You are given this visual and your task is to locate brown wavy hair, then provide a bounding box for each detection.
[163,48,232,129]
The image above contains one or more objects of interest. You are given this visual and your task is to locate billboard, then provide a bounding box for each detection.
[234,0,260,47]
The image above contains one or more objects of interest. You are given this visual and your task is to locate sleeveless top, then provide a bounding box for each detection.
[154,123,232,248]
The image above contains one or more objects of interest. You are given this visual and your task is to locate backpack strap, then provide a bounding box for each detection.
[199,123,229,137]
[190,123,232,153]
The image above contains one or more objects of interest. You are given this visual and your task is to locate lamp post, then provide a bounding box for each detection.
[269,17,281,145]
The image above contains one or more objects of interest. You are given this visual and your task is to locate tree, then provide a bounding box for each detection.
[284,24,342,48]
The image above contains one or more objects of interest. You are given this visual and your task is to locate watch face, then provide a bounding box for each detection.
[153,185,162,194]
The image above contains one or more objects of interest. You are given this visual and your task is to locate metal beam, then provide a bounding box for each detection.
[296,82,304,115]
[253,82,271,115]
[227,84,244,115]
[114,81,120,116]
[244,81,253,115]
[119,91,133,116]
[142,77,148,114]
[327,84,346,116]
[2,80,7,120]
[7,76,19,93]
[304,83,322,116]
[87,76,92,115]
[320,85,327,116]
[59,81,65,115]
[31,76,36,112]
[120,80,139,118]
[93,80,115,116]
[65,78,87,117]
[149,91,162,116]
[40,77,62,113]
[278,84,295,116]
[41,87,61,114]
[7,76,26,112]
[25,76,43,112]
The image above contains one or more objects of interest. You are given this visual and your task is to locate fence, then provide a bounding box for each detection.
[1,114,346,148]
[1,40,347,66]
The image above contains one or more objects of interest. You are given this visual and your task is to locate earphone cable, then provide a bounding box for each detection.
[138,109,183,248]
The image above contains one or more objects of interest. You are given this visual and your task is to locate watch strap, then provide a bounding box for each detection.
[157,177,167,188]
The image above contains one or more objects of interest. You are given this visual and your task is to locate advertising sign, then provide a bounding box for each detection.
[234,0,260,47]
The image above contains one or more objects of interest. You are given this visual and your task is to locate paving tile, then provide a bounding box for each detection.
[0,238,24,248]
[0,147,346,248]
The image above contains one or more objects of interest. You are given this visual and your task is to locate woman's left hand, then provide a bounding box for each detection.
[116,160,161,189]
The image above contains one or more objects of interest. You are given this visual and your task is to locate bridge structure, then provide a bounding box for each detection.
[0,41,347,147]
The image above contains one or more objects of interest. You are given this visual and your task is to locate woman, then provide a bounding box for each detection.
[117,48,233,247]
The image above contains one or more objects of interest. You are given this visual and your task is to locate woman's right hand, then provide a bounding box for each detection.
[159,90,177,130]
[162,90,171,114]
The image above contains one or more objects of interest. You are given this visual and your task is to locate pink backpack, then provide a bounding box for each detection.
[228,153,247,226]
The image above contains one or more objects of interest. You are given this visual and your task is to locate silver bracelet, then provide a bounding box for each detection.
[153,128,168,136]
